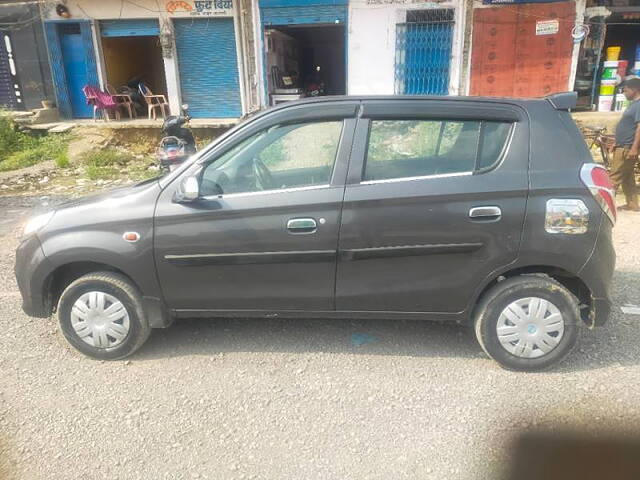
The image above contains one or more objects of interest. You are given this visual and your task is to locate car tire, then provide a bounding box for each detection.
[57,271,151,360]
[474,275,580,372]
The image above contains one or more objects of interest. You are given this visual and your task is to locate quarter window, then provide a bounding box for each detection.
[364,119,512,181]
[200,121,343,196]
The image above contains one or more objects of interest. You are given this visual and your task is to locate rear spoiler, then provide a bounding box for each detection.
[546,92,577,111]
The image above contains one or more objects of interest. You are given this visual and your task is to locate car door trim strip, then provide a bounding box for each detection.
[165,250,336,266]
[339,243,483,261]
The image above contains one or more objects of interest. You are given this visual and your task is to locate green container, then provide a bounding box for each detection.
[602,67,618,80]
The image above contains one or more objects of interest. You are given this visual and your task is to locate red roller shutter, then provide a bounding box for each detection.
[470,1,575,98]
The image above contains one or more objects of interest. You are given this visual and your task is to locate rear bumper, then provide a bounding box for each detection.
[579,217,615,327]
[590,297,612,327]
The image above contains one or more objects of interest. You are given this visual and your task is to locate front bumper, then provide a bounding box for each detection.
[15,234,53,318]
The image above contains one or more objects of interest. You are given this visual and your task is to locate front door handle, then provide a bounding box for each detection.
[287,218,317,234]
[469,206,502,221]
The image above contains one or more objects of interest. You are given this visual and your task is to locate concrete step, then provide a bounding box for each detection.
[14,107,60,125]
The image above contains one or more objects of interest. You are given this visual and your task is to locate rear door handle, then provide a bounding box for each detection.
[287,218,317,234]
[469,206,502,221]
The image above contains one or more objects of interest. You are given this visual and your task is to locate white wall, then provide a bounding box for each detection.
[347,5,397,95]
[568,0,587,92]
[347,0,465,96]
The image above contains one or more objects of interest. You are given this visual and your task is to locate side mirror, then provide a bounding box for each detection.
[175,175,199,203]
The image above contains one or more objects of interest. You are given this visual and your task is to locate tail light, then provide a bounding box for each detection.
[580,163,616,225]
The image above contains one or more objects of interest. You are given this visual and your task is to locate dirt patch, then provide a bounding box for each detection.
[0,124,231,196]
[66,126,229,161]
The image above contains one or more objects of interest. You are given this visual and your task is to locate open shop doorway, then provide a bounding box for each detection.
[264,24,346,106]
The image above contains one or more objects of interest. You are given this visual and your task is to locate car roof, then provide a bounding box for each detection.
[258,92,575,115]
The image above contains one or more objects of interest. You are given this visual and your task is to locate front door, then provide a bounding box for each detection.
[336,99,528,314]
[60,25,92,118]
[154,112,356,312]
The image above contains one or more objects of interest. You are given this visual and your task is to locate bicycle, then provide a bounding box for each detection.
[581,125,616,167]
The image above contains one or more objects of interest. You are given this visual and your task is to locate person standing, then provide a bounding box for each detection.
[611,77,640,211]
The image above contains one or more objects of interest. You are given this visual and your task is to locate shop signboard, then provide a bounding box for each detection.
[483,0,566,4]
[165,0,232,15]
[535,19,559,35]
[366,0,447,4]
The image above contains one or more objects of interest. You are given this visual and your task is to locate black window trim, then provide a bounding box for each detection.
[474,121,516,175]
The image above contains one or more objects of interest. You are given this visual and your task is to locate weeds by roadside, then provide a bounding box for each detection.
[81,148,157,181]
[81,149,134,180]
[0,113,71,172]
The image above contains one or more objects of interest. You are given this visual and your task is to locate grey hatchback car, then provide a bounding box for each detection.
[15,93,615,371]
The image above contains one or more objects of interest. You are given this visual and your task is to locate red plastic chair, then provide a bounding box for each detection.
[82,85,121,121]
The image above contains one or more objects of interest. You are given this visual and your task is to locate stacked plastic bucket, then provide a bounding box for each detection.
[598,46,632,112]
[598,46,621,112]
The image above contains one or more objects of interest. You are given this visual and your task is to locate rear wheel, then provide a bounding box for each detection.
[474,275,580,371]
[57,272,151,360]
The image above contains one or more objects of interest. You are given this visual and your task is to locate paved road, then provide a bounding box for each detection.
[1,196,639,479]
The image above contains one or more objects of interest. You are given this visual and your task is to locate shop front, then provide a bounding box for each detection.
[574,2,640,112]
[347,0,465,96]
[42,0,245,119]
[258,0,348,106]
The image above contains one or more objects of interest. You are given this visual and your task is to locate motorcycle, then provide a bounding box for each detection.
[157,104,196,173]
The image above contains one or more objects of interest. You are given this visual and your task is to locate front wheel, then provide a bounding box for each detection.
[474,275,580,372]
[57,272,151,360]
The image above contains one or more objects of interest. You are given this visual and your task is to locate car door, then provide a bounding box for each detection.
[336,99,528,314]
[154,103,357,313]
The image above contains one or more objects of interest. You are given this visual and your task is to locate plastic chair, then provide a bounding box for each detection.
[106,84,136,119]
[139,84,170,120]
[82,85,121,121]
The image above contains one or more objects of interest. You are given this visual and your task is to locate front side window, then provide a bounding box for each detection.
[364,118,512,182]
[200,121,343,196]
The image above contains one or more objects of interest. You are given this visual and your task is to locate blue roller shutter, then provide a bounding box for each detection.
[100,19,160,37]
[260,5,347,25]
[174,18,241,118]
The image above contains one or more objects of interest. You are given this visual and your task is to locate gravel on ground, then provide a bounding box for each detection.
[1,195,639,480]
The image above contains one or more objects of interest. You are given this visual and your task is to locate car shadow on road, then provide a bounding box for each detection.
[132,300,640,373]
[131,267,640,371]
[134,316,487,362]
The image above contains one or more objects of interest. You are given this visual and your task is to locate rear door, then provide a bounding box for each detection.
[336,99,529,314]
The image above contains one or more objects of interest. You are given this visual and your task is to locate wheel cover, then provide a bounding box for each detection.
[496,297,565,359]
[70,291,130,349]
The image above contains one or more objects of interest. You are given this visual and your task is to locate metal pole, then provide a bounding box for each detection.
[589,16,605,110]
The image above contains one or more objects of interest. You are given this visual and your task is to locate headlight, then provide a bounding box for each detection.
[22,211,55,237]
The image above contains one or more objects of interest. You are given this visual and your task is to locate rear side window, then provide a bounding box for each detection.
[478,121,512,170]
[364,119,513,181]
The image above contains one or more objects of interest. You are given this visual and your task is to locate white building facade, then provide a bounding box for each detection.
[252,0,468,108]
